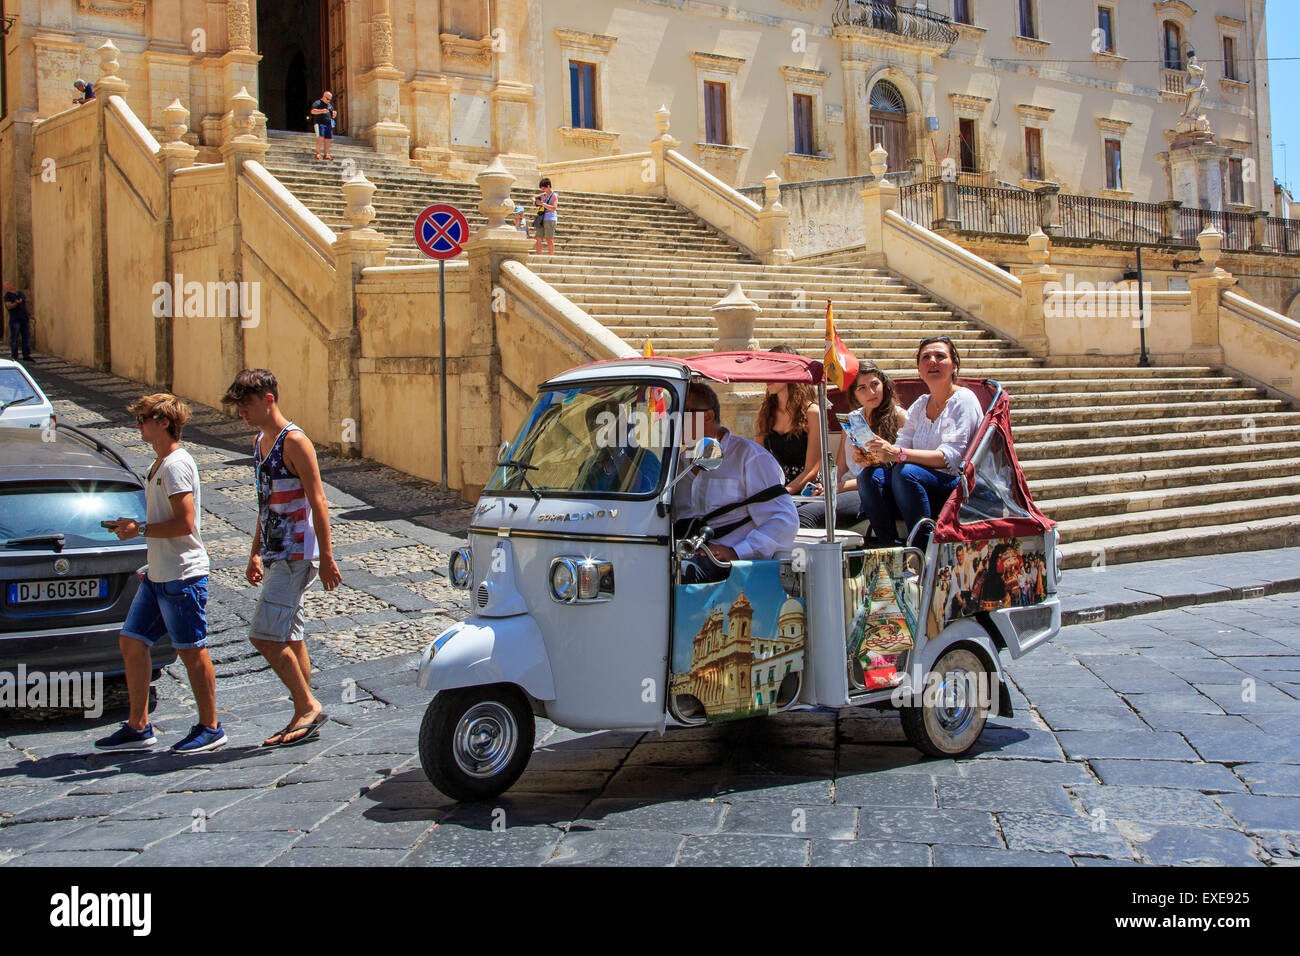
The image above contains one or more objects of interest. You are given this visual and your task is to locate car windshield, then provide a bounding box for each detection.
[0,481,146,548]
[486,382,676,496]
[0,369,39,410]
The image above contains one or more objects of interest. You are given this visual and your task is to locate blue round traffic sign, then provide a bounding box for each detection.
[414,203,469,260]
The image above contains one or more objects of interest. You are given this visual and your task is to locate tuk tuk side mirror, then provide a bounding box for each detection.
[496,440,511,466]
[662,436,726,506]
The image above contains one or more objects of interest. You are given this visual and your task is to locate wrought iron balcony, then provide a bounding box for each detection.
[832,1,959,47]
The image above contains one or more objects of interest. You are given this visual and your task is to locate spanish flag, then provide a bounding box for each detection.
[643,338,655,357]
[823,300,858,390]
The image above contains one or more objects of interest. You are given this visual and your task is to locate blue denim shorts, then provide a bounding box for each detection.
[121,575,209,649]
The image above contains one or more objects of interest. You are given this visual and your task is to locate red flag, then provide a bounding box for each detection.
[823,301,858,390]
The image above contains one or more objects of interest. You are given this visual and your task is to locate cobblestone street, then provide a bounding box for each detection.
[2,357,1299,867]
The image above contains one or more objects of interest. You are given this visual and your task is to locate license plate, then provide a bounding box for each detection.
[8,578,109,605]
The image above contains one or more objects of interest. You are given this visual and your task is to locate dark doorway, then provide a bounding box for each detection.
[257,0,326,132]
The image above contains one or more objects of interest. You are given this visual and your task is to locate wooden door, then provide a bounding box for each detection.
[870,112,909,172]
[322,0,349,133]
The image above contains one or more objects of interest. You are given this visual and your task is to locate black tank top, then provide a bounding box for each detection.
[764,429,807,486]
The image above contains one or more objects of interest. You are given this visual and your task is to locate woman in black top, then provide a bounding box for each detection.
[753,345,822,495]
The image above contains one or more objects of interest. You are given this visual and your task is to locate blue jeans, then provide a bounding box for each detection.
[121,575,209,649]
[856,464,900,546]
[890,463,960,548]
[9,316,32,360]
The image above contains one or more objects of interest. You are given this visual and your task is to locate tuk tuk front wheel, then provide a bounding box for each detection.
[419,684,535,802]
[900,648,989,759]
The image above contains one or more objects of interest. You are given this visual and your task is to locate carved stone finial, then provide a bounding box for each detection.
[763,171,782,208]
[1197,224,1224,273]
[869,143,889,180]
[1027,228,1051,267]
[654,105,671,136]
[227,0,253,52]
[231,86,257,138]
[477,156,518,231]
[163,98,190,144]
[710,281,761,351]
[95,39,128,95]
[342,171,378,230]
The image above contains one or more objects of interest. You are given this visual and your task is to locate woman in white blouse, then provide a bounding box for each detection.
[862,336,983,549]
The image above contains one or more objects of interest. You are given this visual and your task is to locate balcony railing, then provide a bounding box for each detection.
[897,183,1300,257]
[832,0,959,46]
[1162,68,1187,95]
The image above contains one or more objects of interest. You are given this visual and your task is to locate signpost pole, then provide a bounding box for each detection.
[439,257,448,488]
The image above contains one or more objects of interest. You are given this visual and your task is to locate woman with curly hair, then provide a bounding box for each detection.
[754,345,822,495]
[797,361,905,530]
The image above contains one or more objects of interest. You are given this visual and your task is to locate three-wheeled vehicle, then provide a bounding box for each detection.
[417,351,1061,801]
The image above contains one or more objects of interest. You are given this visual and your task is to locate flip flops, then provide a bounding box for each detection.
[262,711,328,748]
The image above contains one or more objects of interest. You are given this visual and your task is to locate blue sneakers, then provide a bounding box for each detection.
[171,722,227,754]
[94,722,158,750]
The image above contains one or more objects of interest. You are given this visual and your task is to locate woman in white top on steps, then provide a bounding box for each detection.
[860,336,983,550]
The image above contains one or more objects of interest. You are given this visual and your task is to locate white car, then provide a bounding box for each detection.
[0,359,54,430]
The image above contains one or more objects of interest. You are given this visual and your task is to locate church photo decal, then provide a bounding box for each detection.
[670,562,805,721]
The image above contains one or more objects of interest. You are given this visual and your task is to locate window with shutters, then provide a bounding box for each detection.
[793,93,815,155]
[704,81,729,145]
[569,61,597,129]
[1223,36,1238,81]
[1163,21,1184,71]
[954,0,972,25]
[1018,0,1037,39]
[1025,128,1044,181]
[1229,158,1245,205]
[1096,6,1115,53]
[1104,138,1122,190]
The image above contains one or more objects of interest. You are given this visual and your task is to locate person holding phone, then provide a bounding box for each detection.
[96,394,223,754]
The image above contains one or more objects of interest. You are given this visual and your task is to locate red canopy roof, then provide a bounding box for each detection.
[681,351,824,385]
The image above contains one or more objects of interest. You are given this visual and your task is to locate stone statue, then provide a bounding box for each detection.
[1179,52,1210,132]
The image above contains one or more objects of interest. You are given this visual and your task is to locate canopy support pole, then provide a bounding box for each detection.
[819,381,835,544]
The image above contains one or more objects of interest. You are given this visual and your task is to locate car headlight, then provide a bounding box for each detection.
[548,556,614,604]
[448,546,472,589]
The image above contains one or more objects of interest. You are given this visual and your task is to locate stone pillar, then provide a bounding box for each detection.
[1186,227,1234,366]
[329,172,391,457]
[860,144,899,268]
[1016,229,1056,359]
[461,157,533,498]
[840,60,872,178]
[1158,200,1182,244]
[216,87,270,395]
[710,283,764,439]
[156,100,200,389]
[758,171,793,266]
[1249,209,1272,253]
[220,0,263,144]
[933,178,961,232]
[361,0,411,160]
[1035,183,1062,237]
[649,105,680,199]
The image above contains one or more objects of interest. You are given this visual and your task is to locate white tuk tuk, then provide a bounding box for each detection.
[417,351,1061,801]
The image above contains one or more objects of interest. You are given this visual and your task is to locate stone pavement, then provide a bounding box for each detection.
[2,355,1299,866]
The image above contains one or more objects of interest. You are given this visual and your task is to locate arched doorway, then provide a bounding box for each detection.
[257,0,342,133]
[869,80,909,173]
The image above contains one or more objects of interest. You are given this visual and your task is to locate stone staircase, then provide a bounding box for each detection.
[259,132,1300,568]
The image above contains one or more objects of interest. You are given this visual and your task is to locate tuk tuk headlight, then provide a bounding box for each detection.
[449,546,472,589]
[549,556,614,604]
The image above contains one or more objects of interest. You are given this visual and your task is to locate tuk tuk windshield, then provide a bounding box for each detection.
[486,382,676,496]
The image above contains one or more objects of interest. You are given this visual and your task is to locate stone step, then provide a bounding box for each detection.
[1058,515,1300,569]
[1029,455,1300,499]
[1010,399,1289,428]
[1016,419,1300,456]
[1022,439,1300,479]
[1040,474,1300,521]
[1010,387,1265,409]
[1055,492,1300,541]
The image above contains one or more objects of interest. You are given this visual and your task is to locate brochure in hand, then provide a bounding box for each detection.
[836,409,877,450]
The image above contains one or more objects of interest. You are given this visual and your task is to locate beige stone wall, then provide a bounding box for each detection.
[169,165,229,409]
[28,104,99,369]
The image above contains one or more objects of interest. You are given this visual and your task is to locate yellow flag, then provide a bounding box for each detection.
[823,300,858,390]
[644,338,655,357]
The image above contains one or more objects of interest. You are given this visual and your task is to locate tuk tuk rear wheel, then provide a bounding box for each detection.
[419,685,535,802]
[900,648,989,759]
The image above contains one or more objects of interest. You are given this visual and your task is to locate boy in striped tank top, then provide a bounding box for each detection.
[223,369,342,747]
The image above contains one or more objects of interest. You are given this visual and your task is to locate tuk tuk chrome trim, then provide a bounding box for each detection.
[547,556,614,604]
[469,526,669,546]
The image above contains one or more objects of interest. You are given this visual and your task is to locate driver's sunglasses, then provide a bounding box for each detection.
[135,414,154,425]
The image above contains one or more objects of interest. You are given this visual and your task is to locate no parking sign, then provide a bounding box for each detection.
[414,203,469,260]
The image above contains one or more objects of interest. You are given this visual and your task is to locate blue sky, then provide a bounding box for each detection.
[1268,2,1299,196]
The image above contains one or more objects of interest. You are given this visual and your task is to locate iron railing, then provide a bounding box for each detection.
[831,0,959,46]
[954,185,1039,237]
[1058,194,1163,244]
[1176,208,1251,250]
[1267,217,1300,253]
[899,181,937,227]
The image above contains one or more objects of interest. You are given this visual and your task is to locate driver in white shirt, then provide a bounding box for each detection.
[673,383,798,584]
